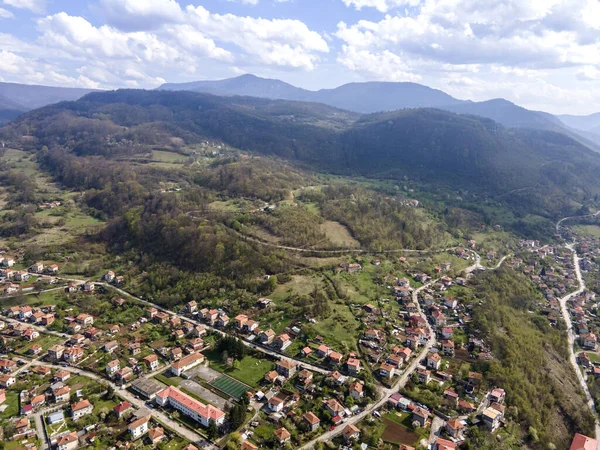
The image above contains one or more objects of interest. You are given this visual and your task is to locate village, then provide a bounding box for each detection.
[0,235,541,450]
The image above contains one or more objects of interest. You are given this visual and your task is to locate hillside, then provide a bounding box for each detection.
[0,82,97,110]
[2,89,599,217]
[159,75,594,144]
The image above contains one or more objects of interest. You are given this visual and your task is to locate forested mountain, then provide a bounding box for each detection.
[0,82,97,111]
[2,89,599,217]
[159,75,595,144]
[0,93,27,126]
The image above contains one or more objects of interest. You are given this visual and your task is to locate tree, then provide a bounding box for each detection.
[207,420,219,439]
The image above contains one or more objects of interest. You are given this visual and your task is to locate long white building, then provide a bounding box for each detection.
[155,386,225,427]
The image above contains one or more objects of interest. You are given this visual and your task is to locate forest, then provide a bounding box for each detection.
[470,269,595,449]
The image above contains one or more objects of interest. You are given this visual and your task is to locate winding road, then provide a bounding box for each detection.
[556,212,600,442]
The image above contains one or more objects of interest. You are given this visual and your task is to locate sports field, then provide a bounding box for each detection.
[209,375,249,400]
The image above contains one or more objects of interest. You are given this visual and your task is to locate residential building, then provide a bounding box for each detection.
[56,431,79,450]
[570,433,598,450]
[71,399,93,420]
[303,412,320,432]
[128,415,150,439]
[275,359,297,378]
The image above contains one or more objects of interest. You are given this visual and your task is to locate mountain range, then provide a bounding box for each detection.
[159,74,600,147]
[2,88,599,220]
[1,75,599,149]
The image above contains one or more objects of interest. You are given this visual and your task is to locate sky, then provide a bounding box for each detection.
[1,0,600,115]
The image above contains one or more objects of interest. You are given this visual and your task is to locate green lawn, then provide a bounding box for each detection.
[204,350,273,387]
[0,390,19,419]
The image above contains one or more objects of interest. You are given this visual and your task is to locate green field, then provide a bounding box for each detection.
[204,350,273,387]
[209,375,249,399]
[574,225,600,238]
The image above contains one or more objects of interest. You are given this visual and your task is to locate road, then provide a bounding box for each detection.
[556,213,600,442]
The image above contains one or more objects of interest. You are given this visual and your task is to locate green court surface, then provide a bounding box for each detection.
[209,375,250,400]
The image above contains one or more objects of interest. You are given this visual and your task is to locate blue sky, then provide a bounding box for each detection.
[2,0,600,114]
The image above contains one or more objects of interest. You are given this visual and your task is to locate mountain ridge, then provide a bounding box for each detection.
[159,74,598,148]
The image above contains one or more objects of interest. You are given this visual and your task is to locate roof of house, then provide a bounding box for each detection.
[113,401,132,414]
[72,399,92,411]
[56,431,78,445]
[274,427,291,440]
[276,359,297,369]
[128,415,150,430]
[303,411,320,424]
[172,352,204,369]
[570,433,599,450]
[435,438,457,450]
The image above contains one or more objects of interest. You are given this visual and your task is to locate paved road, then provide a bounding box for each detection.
[3,316,69,339]
[557,211,600,443]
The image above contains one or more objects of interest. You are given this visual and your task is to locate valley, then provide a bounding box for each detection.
[0,89,599,450]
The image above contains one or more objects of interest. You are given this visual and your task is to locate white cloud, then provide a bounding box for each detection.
[227,0,260,5]
[2,0,44,13]
[0,7,14,18]
[98,0,185,31]
[342,0,421,13]
[186,6,328,70]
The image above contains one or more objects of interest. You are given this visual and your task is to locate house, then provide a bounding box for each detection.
[301,347,312,357]
[76,314,94,327]
[170,347,183,361]
[316,344,331,358]
[329,351,343,365]
[325,398,344,417]
[257,297,272,309]
[30,262,44,273]
[106,359,120,376]
[0,389,6,404]
[258,329,275,345]
[379,363,395,379]
[56,431,79,450]
[426,352,442,370]
[268,396,285,413]
[441,328,454,340]
[274,334,292,351]
[264,370,278,384]
[581,333,597,350]
[489,388,506,404]
[0,359,16,373]
[349,381,364,400]
[113,401,133,419]
[274,427,291,444]
[14,271,30,282]
[241,443,258,450]
[28,344,42,355]
[128,415,150,439]
[23,329,39,341]
[431,310,446,326]
[63,346,84,363]
[129,343,142,355]
[441,340,455,356]
[104,341,119,353]
[155,386,225,427]
[2,257,15,267]
[434,438,457,450]
[48,264,59,274]
[347,263,362,273]
[186,300,197,313]
[216,314,229,328]
[346,357,361,374]
[342,424,360,442]
[303,411,320,431]
[235,314,248,330]
[446,419,464,438]
[275,359,297,378]
[143,354,159,371]
[243,320,259,333]
[459,399,476,413]
[569,433,598,450]
[71,399,93,420]
[54,386,71,403]
[65,283,79,293]
[54,370,71,383]
[105,271,115,282]
[412,407,429,427]
[115,367,133,383]
[148,427,165,445]
[481,406,503,431]
[417,368,430,384]
[171,352,205,376]
[364,329,383,341]
[31,394,46,408]
[83,282,95,292]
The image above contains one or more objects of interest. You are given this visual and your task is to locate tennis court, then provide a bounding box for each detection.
[209,375,250,400]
